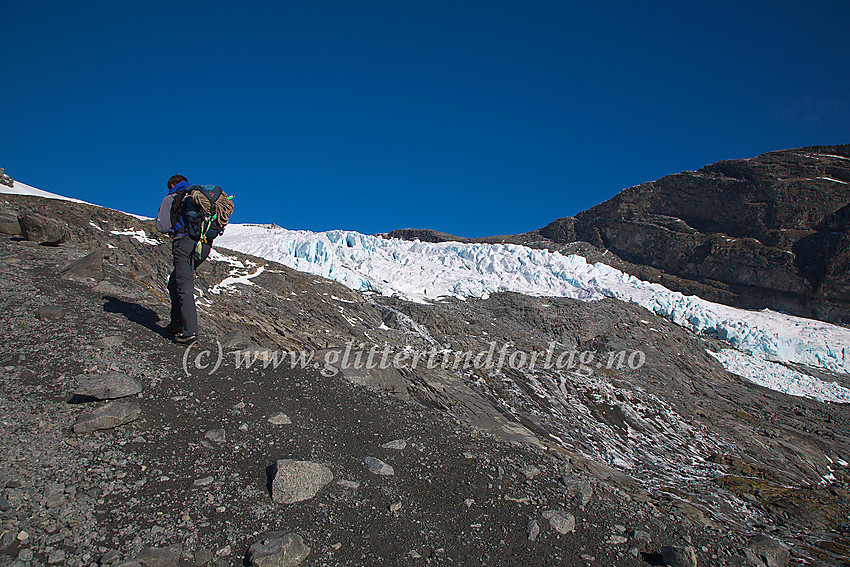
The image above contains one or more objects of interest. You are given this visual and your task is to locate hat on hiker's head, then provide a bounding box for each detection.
[167,174,188,191]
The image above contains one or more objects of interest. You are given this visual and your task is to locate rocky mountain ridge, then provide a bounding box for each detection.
[0,189,848,566]
[389,144,850,324]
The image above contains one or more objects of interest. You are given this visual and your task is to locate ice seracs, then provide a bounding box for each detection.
[216,224,850,377]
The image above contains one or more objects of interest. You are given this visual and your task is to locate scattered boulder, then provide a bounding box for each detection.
[74,372,142,400]
[381,439,407,450]
[18,212,70,245]
[35,305,65,321]
[247,532,310,567]
[364,456,394,476]
[662,545,698,567]
[61,250,106,284]
[746,534,790,567]
[134,545,182,567]
[270,460,333,504]
[542,509,575,534]
[526,519,540,541]
[73,400,141,433]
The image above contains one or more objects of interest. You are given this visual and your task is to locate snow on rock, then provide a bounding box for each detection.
[0,180,93,205]
[217,224,850,375]
[110,229,160,245]
[708,349,850,404]
[209,265,265,295]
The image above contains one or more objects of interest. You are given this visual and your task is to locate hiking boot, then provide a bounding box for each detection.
[174,333,198,346]
[163,321,182,335]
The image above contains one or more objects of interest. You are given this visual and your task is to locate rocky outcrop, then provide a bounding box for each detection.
[547,145,850,323]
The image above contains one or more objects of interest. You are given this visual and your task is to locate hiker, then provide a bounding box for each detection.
[155,174,231,345]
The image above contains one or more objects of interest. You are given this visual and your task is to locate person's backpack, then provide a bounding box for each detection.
[170,184,234,245]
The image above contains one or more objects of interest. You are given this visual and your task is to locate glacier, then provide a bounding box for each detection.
[216,223,850,376]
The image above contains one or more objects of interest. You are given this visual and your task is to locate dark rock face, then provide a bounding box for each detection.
[386,228,471,243]
[557,145,850,323]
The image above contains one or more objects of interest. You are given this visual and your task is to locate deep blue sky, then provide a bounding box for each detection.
[2,1,848,236]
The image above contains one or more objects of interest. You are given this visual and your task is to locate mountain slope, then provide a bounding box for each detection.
[2,181,850,565]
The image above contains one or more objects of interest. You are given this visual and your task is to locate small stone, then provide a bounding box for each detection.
[204,429,226,443]
[0,530,14,551]
[73,400,141,433]
[216,545,231,557]
[381,439,407,450]
[408,550,422,559]
[561,478,593,506]
[239,423,249,432]
[98,336,125,348]
[48,549,67,564]
[232,402,246,410]
[247,532,310,567]
[364,456,394,476]
[16,530,29,542]
[464,498,475,508]
[36,305,65,321]
[520,465,541,480]
[100,549,121,564]
[193,548,214,565]
[629,529,651,549]
[18,548,34,562]
[267,412,291,425]
[337,480,360,490]
[44,483,66,508]
[661,545,698,567]
[607,535,628,545]
[194,476,214,487]
[526,519,540,541]
[331,543,342,550]
[0,494,10,512]
[271,460,333,504]
[389,501,402,513]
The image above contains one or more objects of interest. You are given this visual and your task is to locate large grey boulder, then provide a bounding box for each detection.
[61,250,106,284]
[0,214,21,236]
[270,460,333,504]
[247,532,310,567]
[73,400,141,433]
[74,372,142,400]
[18,212,70,245]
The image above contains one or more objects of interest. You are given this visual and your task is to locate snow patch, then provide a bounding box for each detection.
[209,265,266,295]
[110,229,160,245]
[708,349,850,403]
